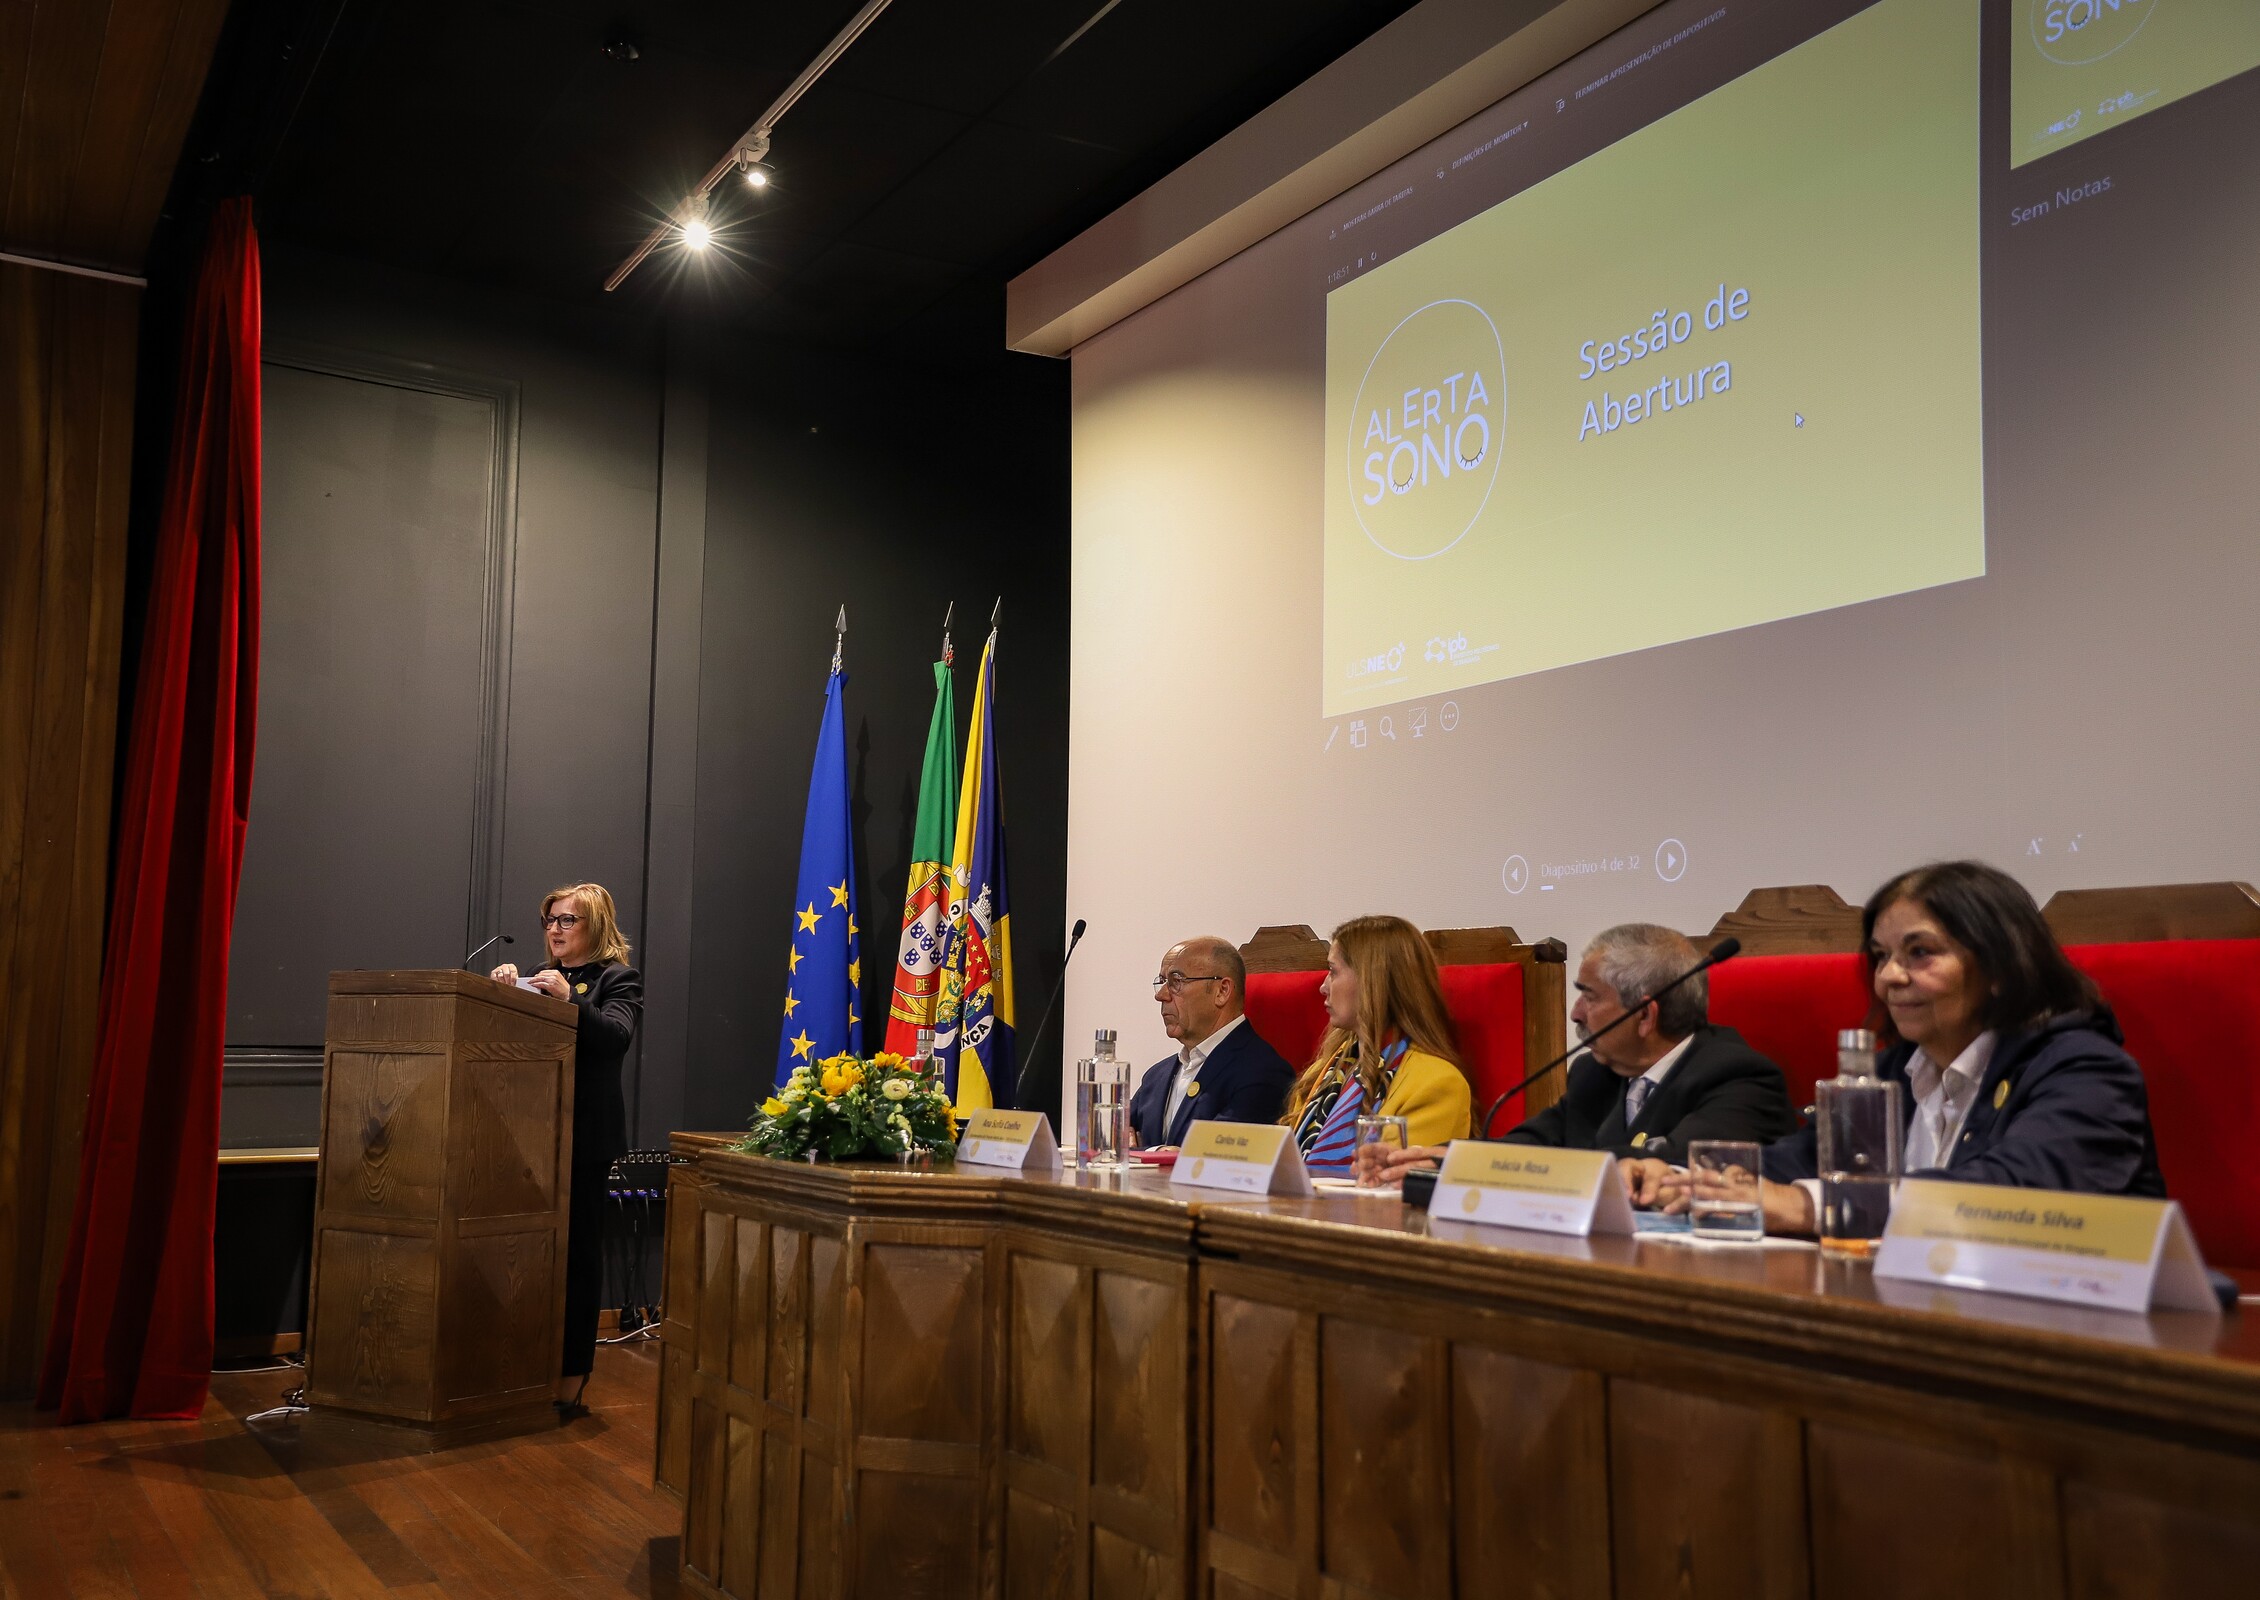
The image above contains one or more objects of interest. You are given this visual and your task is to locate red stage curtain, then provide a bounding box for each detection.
[39,201,262,1422]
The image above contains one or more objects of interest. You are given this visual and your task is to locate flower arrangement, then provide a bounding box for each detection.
[738,1050,959,1162]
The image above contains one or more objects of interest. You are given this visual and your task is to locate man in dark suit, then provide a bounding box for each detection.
[1500,923,1799,1162]
[1128,936,1296,1148]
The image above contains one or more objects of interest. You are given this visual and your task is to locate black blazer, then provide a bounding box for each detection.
[1502,1023,1799,1161]
[1129,1019,1296,1147]
[546,960,642,1167]
[1763,1011,2166,1197]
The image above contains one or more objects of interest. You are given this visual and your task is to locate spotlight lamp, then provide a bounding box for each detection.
[735,133,774,190]
[681,190,712,251]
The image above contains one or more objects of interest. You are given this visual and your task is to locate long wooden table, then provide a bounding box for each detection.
[655,1134,2260,1599]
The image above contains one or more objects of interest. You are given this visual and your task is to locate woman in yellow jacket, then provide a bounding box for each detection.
[1282,914,1472,1169]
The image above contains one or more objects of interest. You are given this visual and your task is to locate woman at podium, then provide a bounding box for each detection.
[492,882,643,1407]
[1281,914,1472,1167]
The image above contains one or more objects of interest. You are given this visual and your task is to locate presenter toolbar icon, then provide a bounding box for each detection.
[1655,839,1688,883]
[1502,855,1529,894]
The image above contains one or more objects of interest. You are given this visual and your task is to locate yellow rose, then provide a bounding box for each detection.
[761,1097,787,1117]
[820,1061,865,1098]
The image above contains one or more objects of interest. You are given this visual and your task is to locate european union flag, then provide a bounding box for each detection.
[935,629,1016,1108]
[776,667,862,1085]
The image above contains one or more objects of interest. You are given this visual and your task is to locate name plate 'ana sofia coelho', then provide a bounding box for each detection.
[954,1110,1061,1172]
[1429,1142,1635,1237]
[1169,1121,1314,1196]
[1875,1180,2218,1316]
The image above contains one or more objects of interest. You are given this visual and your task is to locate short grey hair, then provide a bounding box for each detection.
[1583,923,1705,1038]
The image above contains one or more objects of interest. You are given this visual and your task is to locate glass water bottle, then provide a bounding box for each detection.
[1817,1028,1901,1258]
[1075,1029,1130,1169]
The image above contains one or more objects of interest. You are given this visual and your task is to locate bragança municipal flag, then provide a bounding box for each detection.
[776,666,862,1085]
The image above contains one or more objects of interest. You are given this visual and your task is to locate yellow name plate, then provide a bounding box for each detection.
[955,1109,1061,1171]
[1170,1121,1313,1196]
[1430,1142,1634,1237]
[1874,1179,2217,1316]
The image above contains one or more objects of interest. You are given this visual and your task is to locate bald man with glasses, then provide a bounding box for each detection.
[1129,936,1297,1148]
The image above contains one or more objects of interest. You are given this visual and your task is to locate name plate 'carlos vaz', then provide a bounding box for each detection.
[1169,1121,1314,1196]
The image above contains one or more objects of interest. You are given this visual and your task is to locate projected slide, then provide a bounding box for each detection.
[1321,0,1981,717]
[2012,1,2260,168]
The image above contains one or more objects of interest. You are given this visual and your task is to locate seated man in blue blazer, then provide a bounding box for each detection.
[1129,936,1296,1148]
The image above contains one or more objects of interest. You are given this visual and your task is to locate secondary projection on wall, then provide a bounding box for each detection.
[2010,0,2260,169]
[1320,0,1982,718]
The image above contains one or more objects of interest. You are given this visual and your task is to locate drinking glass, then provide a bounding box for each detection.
[1353,1115,1410,1188]
[1687,1139,1765,1241]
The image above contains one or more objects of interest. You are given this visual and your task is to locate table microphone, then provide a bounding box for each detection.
[1475,936,1741,1139]
[463,931,514,971]
[1017,919,1088,1089]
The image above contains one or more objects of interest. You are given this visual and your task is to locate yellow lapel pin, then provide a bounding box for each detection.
[1992,1080,2008,1110]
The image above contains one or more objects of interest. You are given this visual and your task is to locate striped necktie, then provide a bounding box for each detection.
[1624,1075,1653,1128]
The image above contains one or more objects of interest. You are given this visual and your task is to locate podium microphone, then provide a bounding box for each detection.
[463,931,514,971]
[1476,936,1740,1138]
[1018,919,1088,1094]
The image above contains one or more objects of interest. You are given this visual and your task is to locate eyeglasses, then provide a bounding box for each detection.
[542,913,582,930]
[1152,972,1225,995]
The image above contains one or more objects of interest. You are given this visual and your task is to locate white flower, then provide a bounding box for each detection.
[881,1078,912,1101]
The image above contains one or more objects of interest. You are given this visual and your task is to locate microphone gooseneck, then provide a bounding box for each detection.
[1477,936,1741,1138]
[463,931,515,972]
[1015,919,1089,1104]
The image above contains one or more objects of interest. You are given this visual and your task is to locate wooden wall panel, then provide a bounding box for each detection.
[2062,1478,2260,1600]
[1451,1345,1610,1600]
[1600,1374,1808,1600]
[1092,1270,1185,1516]
[1009,1254,1087,1473]
[454,1058,562,1218]
[1316,1317,1452,1598]
[305,1226,437,1413]
[858,1243,984,1444]
[319,1050,447,1219]
[0,263,137,1399]
[1808,1423,2059,1600]
[1606,1381,1809,1600]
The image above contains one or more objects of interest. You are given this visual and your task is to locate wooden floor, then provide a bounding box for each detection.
[0,1340,682,1599]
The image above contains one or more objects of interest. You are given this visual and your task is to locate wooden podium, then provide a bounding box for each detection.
[305,969,579,1435]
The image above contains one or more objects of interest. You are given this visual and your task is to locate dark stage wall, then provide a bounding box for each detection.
[225,246,1071,1153]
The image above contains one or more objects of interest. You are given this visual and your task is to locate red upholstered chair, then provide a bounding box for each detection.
[1239,923,1569,1128]
[1703,886,1873,1114]
[2043,884,2260,1272]
[1704,880,2260,1272]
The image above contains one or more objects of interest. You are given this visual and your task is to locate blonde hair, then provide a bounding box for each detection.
[542,883,632,964]
[1281,914,1464,1125]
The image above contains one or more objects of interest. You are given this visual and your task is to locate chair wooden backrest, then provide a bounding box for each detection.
[1238,923,1570,1122]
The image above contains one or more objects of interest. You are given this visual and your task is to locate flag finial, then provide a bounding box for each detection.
[831,605,846,675]
[941,601,955,667]
[990,595,1002,632]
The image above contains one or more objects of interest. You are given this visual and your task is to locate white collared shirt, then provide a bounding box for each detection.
[1164,1013,1247,1133]
[1626,1032,1696,1104]
[1904,1030,1998,1172]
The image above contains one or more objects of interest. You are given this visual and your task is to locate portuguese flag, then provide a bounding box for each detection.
[883,659,957,1055]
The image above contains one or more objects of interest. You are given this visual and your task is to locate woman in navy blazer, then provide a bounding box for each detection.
[1627,860,2165,1229]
